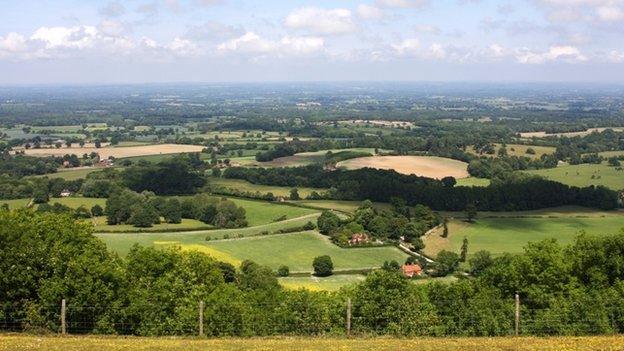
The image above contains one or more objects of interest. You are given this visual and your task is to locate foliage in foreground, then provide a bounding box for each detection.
[1,209,624,337]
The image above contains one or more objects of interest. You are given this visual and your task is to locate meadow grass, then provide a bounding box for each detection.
[524,162,624,190]
[423,215,624,258]
[91,217,212,232]
[455,177,490,187]
[96,213,321,255]
[467,143,555,159]
[1,334,623,351]
[99,229,408,272]
[0,198,31,209]
[279,274,366,291]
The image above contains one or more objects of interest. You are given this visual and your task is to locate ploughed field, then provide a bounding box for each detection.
[19,143,205,159]
[1,334,623,351]
[336,156,469,179]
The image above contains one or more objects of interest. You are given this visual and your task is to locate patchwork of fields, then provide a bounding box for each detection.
[20,143,205,159]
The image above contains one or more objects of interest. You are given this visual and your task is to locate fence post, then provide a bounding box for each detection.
[515,293,520,336]
[199,300,204,337]
[60,299,66,335]
[346,298,351,337]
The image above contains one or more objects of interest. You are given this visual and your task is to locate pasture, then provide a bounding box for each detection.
[467,143,555,159]
[37,167,105,180]
[423,213,624,258]
[209,177,323,198]
[21,143,205,159]
[524,162,624,190]
[455,177,490,187]
[336,156,469,179]
[100,230,408,272]
[1,334,622,351]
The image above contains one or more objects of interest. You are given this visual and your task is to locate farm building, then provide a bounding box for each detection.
[402,263,423,278]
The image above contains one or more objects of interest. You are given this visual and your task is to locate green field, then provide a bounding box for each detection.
[279,274,365,291]
[525,162,624,190]
[34,167,106,180]
[455,177,490,187]
[196,197,318,226]
[92,217,212,232]
[0,198,32,209]
[100,230,408,273]
[423,214,624,258]
[252,148,378,168]
[291,200,390,214]
[0,197,105,210]
[468,143,555,159]
[209,177,324,198]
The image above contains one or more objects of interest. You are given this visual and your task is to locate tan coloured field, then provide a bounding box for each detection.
[337,156,469,179]
[20,144,205,159]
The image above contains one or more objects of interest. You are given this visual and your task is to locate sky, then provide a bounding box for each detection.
[1,0,624,84]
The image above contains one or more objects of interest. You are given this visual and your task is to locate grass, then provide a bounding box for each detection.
[291,200,390,214]
[92,217,212,233]
[34,167,105,180]
[279,275,365,291]
[525,162,624,190]
[2,334,623,351]
[423,215,624,258]
[209,177,323,198]
[203,197,318,226]
[202,231,408,272]
[455,177,490,187]
[0,198,32,209]
[467,143,555,159]
[253,148,379,168]
[100,229,408,273]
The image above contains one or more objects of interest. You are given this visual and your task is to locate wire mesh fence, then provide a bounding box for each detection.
[2,294,623,337]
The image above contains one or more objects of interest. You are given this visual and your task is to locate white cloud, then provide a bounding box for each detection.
[374,0,429,8]
[487,44,506,58]
[427,43,446,59]
[284,7,356,35]
[533,0,624,23]
[99,2,125,18]
[31,26,98,49]
[280,36,324,55]
[515,45,587,64]
[607,50,624,62]
[357,4,385,20]
[391,38,420,55]
[0,32,28,53]
[217,32,276,54]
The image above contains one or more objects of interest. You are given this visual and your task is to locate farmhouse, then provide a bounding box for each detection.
[402,263,423,278]
[348,232,370,245]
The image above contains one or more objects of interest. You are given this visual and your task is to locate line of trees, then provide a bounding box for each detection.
[223,166,620,211]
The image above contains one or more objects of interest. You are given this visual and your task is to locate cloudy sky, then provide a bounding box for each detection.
[1,0,624,84]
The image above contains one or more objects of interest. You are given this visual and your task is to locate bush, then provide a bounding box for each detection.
[277,265,290,277]
[313,255,333,277]
[91,204,104,217]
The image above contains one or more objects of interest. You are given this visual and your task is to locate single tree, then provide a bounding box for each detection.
[290,188,300,200]
[465,203,477,223]
[277,265,290,277]
[442,217,449,238]
[90,204,104,217]
[312,255,333,276]
[460,236,468,262]
[317,210,341,235]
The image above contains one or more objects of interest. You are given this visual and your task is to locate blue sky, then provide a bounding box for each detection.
[1,0,624,84]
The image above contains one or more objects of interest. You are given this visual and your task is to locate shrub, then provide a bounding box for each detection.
[312,255,333,277]
[277,265,290,277]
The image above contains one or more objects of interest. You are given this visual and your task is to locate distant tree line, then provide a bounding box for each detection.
[223,166,619,210]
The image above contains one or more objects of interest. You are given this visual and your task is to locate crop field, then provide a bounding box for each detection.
[423,214,624,258]
[524,162,624,190]
[21,144,205,159]
[209,177,323,198]
[253,148,378,168]
[2,334,623,351]
[337,156,469,179]
[519,127,624,138]
[278,274,365,291]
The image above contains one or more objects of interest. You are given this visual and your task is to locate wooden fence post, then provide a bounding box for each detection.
[346,298,351,337]
[60,299,66,335]
[515,293,520,336]
[199,300,204,337]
